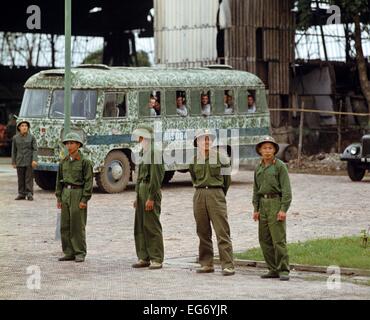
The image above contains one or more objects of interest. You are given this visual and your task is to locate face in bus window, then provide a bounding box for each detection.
[154,100,161,113]
[201,95,209,106]
[149,98,156,109]
[176,97,184,108]
[248,95,256,113]
[201,94,211,116]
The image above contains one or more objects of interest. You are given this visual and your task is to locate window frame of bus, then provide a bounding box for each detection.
[237,88,257,114]
[165,89,188,117]
[190,89,212,116]
[213,89,235,115]
[102,92,127,119]
[139,91,162,118]
[49,89,98,120]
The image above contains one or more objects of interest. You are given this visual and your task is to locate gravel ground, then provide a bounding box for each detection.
[0,158,369,300]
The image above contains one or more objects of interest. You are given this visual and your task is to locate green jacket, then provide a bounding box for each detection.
[55,150,93,204]
[135,149,165,201]
[11,133,38,167]
[252,158,292,213]
[189,150,231,195]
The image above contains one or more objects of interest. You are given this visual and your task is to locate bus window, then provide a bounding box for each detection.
[213,89,234,115]
[103,93,127,118]
[191,90,211,116]
[224,90,235,115]
[19,89,49,118]
[200,91,211,117]
[166,90,188,117]
[50,90,97,120]
[139,91,161,117]
[238,89,256,114]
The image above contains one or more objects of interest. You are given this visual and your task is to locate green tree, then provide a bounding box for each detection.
[82,49,103,64]
[296,0,370,111]
[82,49,151,67]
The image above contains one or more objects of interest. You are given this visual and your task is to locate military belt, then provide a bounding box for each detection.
[64,184,83,189]
[196,186,223,189]
[262,193,281,199]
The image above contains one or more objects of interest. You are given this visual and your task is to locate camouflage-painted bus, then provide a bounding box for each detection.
[17,64,270,193]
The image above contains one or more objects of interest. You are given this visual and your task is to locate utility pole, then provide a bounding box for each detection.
[57,0,72,241]
[64,0,71,136]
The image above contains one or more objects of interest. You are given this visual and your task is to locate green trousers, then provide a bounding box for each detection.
[61,188,87,258]
[16,166,33,196]
[193,188,234,269]
[134,182,164,263]
[258,197,289,275]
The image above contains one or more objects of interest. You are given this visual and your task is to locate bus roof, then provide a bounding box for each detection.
[24,66,265,89]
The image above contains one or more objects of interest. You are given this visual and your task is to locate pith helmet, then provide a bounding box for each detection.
[63,132,84,147]
[255,136,279,155]
[16,119,30,131]
[194,129,216,147]
[132,125,153,141]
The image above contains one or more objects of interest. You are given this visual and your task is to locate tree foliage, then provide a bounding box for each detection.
[82,49,151,67]
[295,0,370,30]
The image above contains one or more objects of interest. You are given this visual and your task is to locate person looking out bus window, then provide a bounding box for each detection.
[201,94,211,117]
[176,96,188,117]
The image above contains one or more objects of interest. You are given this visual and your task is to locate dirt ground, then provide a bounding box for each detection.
[0,157,369,300]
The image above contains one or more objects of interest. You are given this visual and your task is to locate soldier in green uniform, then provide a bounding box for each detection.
[131,126,165,270]
[11,120,38,200]
[189,129,235,276]
[55,132,93,262]
[252,136,292,281]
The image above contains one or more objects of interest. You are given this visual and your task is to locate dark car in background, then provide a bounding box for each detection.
[340,134,370,181]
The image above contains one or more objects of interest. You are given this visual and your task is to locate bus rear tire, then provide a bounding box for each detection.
[34,170,57,191]
[96,151,131,193]
[162,170,175,185]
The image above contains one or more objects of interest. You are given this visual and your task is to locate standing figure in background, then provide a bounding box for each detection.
[11,120,38,201]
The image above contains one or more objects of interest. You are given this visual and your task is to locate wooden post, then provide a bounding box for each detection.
[337,100,343,153]
[298,101,304,166]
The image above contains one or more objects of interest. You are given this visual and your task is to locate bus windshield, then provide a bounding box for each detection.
[19,89,49,118]
[49,89,97,120]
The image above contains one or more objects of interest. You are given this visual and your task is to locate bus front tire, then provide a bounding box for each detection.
[96,151,131,193]
[34,171,57,191]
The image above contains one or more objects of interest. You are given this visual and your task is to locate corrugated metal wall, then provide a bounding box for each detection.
[154,0,219,67]
[227,0,295,127]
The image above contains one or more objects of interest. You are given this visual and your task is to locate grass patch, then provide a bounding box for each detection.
[235,236,370,270]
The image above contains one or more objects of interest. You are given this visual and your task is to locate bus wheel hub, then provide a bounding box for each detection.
[111,162,123,180]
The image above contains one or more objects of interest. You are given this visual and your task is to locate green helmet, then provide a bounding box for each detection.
[132,125,153,141]
[16,120,30,131]
[63,132,84,147]
[255,135,279,155]
[193,129,216,147]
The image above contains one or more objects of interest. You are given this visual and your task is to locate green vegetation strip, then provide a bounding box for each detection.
[235,236,370,270]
